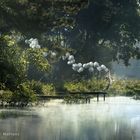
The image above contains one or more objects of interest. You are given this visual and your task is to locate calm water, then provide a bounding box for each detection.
[0,97,140,140]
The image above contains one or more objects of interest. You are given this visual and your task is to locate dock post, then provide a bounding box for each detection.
[103,94,105,101]
[85,98,87,104]
[97,94,99,102]
[88,98,90,104]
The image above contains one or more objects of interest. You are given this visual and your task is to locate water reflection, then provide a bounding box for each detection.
[0,97,140,140]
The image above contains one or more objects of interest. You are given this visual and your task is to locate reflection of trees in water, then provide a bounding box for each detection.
[0,111,38,119]
[0,108,137,140]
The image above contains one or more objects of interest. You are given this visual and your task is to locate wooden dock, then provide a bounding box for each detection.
[69,91,107,102]
[37,91,107,102]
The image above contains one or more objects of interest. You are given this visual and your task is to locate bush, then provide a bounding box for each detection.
[0,80,57,106]
[64,79,140,97]
[125,80,140,96]
[29,80,56,95]
[0,90,13,103]
[108,80,127,96]
[108,80,140,96]
[42,84,56,95]
[17,82,37,102]
[64,79,107,92]
[30,80,43,94]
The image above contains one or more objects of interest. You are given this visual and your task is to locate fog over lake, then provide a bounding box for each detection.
[0,97,140,140]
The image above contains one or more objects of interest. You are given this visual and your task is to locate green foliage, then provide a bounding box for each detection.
[69,0,140,65]
[17,82,36,102]
[0,36,27,90]
[27,48,51,72]
[0,33,51,87]
[0,80,56,105]
[0,90,13,103]
[1,0,140,103]
[0,0,88,34]
[0,87,36,104]
[64,79,107,92]
[42,83,56,96]
[51,0,140,82]
[108,80,127,95]
[0,81,36,104]
[125,80,140,96]
[108,80,140,96]
[0,0,88,104]
[26,80,56,95]
[29,80,55,95]
[64,79,140,97]
[29,80,43,94]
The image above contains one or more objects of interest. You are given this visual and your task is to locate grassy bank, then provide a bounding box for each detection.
[64,79,140,97]
[1,79,140,106]
[0,80,56,107]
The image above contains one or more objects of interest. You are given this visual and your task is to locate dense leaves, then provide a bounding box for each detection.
[0,36,27,90]
[69,0,140,65]
[1,0,140,103]
[64,79,107,92]
[53,0,140,82]
[0,0,88,35]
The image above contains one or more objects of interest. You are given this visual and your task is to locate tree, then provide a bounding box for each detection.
[50,0,140,82]
[69,0,140,65]
[0,0,88,36]
[0,35,27,90]
[0,0,88,73]
[0,0,88,90]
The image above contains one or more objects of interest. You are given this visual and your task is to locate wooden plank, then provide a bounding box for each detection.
[69,91,107,95]
[36,95,66,99]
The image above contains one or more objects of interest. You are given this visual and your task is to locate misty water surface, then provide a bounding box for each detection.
[0,97,140,140]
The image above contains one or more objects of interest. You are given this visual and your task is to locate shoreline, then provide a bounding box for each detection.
[0,96,140,108]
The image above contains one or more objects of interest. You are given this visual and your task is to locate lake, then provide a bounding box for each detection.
[0,97,140,140]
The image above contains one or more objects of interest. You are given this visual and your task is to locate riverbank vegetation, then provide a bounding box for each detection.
[64,79,140,97]
[0,0,87,105]
[1,79,140,105]
[1,0,140,105]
